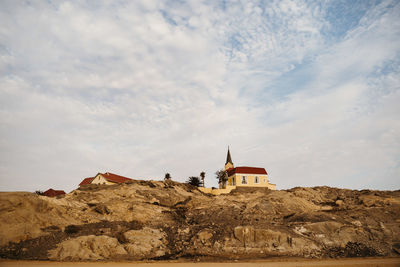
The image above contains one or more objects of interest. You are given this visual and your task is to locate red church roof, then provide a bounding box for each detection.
[226,166,268,176]
[43,188,66,197]
[79,177,94,186]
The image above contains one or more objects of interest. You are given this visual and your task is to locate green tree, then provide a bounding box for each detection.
[187,176,201,187]
[164,173,171,180]
[200,171,205,187]
[215,169,228,188]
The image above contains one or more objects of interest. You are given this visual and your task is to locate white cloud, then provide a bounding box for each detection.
[0,0,399,192]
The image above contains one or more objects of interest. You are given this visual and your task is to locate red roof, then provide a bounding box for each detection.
[79,177,94,186]
[102,172,132,183]
[226,166,268,176]
[43,188,66,197]
[79,172,132,186]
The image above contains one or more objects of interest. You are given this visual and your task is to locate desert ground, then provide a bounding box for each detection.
[1,180,399,261]
[1,258,400,267]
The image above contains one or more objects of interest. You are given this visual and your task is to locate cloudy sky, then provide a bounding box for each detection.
[0,0,399,193]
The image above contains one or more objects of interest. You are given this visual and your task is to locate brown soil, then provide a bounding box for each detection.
[0,181,399,261]
[1,258,400,267]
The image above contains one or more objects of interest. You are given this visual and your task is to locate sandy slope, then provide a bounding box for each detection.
[0,180,399,261]
[1,258,400,267]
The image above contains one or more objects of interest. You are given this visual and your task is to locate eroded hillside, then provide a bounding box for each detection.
[0,180,399,261]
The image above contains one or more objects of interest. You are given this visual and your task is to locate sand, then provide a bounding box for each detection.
[0,258,400,267]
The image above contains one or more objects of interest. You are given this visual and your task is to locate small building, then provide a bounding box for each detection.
[79,172,133,186]
[225,166,272,188]
[222,148,276,190]
[43,188,66,197]
[199,148,276,195]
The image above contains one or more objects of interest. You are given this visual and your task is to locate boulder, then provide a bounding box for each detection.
[48,235,127,260]
[335,199,344,206]
[123,227,167,258]
[197,229,213,245]
[360,195,384,207]
[302,221,363,247]
[351,220,362,227]
[234,226,255,245]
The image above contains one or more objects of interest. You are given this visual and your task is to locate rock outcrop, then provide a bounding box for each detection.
[0,180,399,261]
[123,227,167,259]
[48,235,127,261]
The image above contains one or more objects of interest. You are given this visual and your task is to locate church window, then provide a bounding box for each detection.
[232,177,235,186]
[242,176,247,184]
[255,176,259,183]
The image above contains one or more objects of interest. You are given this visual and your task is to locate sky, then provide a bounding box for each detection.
[0,0,399,193]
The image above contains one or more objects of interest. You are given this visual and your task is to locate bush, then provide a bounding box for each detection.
[187,176,201,187]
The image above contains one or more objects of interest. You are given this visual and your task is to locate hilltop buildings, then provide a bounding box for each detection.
[42,188,66,197]
[200,148,276,195]
[79,172,132,186]
[220,148,276,190]
[77,148,275,195]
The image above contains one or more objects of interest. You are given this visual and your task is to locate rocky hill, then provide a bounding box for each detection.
[0,180,399,261]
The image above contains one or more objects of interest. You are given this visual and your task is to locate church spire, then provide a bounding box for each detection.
[225,147,234,170]
[226,147,233,165]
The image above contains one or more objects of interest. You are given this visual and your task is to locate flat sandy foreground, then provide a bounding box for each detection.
[1,258,400,267]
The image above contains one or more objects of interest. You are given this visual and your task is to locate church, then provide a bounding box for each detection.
[220,148,276,190]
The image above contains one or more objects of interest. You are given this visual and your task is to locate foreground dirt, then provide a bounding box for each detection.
[1,258,400,267]
[0,180,399,261]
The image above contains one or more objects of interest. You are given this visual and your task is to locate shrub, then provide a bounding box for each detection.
[187,176,201,187]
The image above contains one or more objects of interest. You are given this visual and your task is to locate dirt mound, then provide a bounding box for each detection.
[0,181,399,261]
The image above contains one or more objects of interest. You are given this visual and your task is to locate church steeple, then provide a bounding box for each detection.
[226,147,233,164]
[225,147,234,170]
